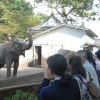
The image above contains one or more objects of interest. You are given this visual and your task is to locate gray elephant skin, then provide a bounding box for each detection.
[0,32,33,78]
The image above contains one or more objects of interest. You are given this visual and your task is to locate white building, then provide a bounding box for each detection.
[30,24,97,67]
[19,14,98,68]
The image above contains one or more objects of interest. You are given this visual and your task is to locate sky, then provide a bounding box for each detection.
[85,20,100,38]
[85,0,100,38]
[26,0,100,38]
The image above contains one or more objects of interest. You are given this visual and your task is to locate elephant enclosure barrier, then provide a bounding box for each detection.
[0,82,41,100]
[0,80,54,100]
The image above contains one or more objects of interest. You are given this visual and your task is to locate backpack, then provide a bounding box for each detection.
[74,72,100,100]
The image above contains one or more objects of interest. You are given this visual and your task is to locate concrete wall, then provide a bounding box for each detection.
[19,47,33,67]
[0,72,44,88]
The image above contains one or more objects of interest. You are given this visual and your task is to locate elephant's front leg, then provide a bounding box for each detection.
[13,57,19,77]
[5,60,12,78]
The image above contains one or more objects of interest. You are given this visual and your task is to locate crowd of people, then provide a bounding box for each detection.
[38,49,100,100]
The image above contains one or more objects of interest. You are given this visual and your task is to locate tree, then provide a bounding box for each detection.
[34,0,97,26]
[36,13,49,20]
[34,0,43,2]
[95,4,100,20]
[0,0,41,42]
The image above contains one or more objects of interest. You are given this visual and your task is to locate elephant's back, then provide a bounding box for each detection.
[0,43,10,59]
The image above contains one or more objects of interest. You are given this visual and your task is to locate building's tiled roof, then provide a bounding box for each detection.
[36,24,97,37]
[26,24,98,41]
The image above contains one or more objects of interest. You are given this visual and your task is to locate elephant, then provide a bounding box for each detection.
[0,31,33,78]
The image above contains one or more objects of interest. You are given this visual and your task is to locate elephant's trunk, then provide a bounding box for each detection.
[23,31,33,50]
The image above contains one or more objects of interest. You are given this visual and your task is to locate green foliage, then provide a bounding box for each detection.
[95,4,100,20]
[36,13,49,20]
[0,33,9,43]
[34,0,43,2]
[0,0,41,42]
[3,89,38,100]
[34,0,97,24]
[50,0,95,17]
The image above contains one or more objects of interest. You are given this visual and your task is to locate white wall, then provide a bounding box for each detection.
[19,47,33,67]
[33,26,94,52]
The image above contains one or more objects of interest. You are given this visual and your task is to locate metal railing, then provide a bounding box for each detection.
[0,82,42,100]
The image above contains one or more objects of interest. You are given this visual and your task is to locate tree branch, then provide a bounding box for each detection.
[71,12,81,17]
[66,8,74,16]
[56,8,63,17]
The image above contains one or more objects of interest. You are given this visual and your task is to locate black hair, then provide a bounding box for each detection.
[47,54,72,87]
[85,50,96,69]
[95,49,100,60]
[69,56,86,78]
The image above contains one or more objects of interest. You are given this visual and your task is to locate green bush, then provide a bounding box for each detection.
[3,89,38,100]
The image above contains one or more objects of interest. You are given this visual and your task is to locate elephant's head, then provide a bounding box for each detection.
[9,31,33,57]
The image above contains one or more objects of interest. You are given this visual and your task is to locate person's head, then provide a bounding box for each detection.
[47,54,67,76]
[76,50,87,63]
[85,50,96,67]
[47,54,72,87]
[69,56,86,78]
[95,49,100,60]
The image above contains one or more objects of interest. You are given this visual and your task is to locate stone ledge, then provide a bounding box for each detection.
[0,72,44,88]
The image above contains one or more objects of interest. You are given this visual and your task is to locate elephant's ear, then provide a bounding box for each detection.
[9,39,18,52]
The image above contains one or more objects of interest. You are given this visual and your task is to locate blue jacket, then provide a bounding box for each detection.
[38,78,80,100]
